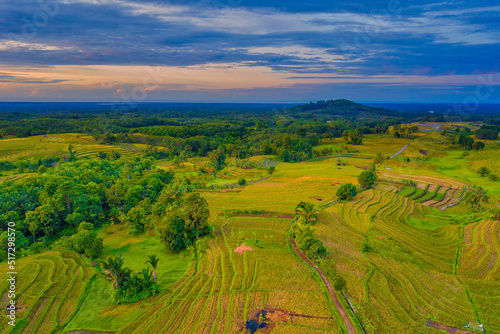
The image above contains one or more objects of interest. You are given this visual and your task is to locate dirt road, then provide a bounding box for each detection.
[290,238,357,334]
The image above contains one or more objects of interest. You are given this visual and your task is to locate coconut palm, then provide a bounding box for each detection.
[477,167,490,177]
[146,254,160,281]
[100,254,125,288]
[295,202,320,225]
[141,268,155,289]
[467,185,490,210]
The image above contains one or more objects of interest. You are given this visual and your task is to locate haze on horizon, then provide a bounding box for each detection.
[0,0,499,103]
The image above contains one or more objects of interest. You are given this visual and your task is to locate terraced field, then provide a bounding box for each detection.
[0,250,94,334]
[0,134,141,161]
[315,189,483,333]
[117,217,346,333]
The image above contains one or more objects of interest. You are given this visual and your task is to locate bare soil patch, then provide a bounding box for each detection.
[234,243,253,255]
[428,320,477,334]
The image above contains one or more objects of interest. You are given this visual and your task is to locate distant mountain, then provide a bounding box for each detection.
[286,99,402,120]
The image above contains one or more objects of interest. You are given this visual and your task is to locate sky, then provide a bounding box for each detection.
[0,0,499,103]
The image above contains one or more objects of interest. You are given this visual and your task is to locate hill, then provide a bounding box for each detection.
[287,99,403,120]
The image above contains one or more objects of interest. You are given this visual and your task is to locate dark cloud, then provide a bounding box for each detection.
[0,0,498,101]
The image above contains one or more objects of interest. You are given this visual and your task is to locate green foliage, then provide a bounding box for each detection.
[294,201,320,224]
[0,158,172,248]
[64,222,104,259]
[336,183,357,200]
[467,185,490,211]
[489,173,499,181]
[183,192,210,240]
[159,193,210,252]
[477,166,490,176]
[208,147,226,171]
[159,209,186,252]
[101,254,160,304]
[333,277,347,292]
[361,242,373,253]
[267,166,275,174]
[238,177,247,186]
[122,206,146,234]
[358,170,377,188]
[291,223,328,261]
[373,153,385,164]
[472,141,485,150]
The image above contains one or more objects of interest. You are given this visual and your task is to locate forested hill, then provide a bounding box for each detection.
[287,99,402,119]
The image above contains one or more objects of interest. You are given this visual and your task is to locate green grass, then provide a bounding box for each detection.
[408,188,426,199]
[63,276,143,332]
[99,223,192,290]
[415,190,436,202]
[398,186,416,197]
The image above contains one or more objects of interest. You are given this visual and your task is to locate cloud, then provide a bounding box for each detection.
[0,0,498,101]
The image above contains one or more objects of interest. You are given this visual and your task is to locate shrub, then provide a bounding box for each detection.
[477,167,490,177]
[358,170,377,188]
[334,277,347,292]
[336,183,357,200]
[66,222,104,259]
[488,174,499,181]
[238,177,246,186]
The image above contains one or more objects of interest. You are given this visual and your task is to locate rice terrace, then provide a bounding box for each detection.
[0,100,499,334]
[1,0,500,332]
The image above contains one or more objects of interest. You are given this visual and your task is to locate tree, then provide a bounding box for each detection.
[358,170,377,188]
[37,165,47,174]
[159,209,186,252]
[123,206,146,234]
[477,167,490,177]
[183,192,210,240]
[467,185,490,211]
[146,254,159,281]
[336,183,357,201]
[334,277,347,292]
[238,178,246,186]
[101,254,126,288]
[295,202,320,224]
[267,166,275,175]
[472,141,485,151]
[66,222,104,259]
[208,147,226,171]
[373,153,384,164]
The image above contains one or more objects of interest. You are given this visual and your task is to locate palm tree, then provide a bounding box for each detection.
[146,255,160,281]
[141,268,155,289]
[467,185,490,210]
[100,254,125,288]
[295,202,320,224]
[478,167,490,177]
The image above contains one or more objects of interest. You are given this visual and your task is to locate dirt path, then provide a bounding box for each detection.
[389,141,411,159]
[290,238,357,334]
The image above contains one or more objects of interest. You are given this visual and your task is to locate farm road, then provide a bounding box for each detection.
[290,238,357,334]
[389,140,411,159]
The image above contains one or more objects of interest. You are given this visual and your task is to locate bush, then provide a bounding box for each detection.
[336,183,357,200]
[361,242,373,253]
[488,174,499,181]
[358,170,377,188]
[66,222,103,259]
[334,277,347,291]
[238,177,246,186]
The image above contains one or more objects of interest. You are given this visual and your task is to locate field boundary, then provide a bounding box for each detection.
[289,238,357,334]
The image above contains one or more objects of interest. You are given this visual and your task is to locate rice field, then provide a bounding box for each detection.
[0,250,94,334]
[2,127,500,333]
[0,134,142,161]
[115,217,347,334]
